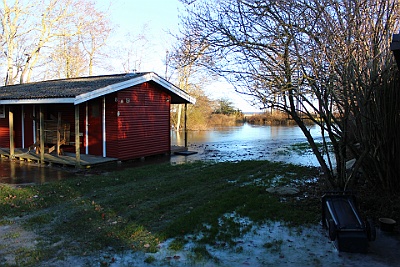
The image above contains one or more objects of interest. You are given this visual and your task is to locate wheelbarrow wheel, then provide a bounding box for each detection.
[366,219,376,241]
[328,219,337,241]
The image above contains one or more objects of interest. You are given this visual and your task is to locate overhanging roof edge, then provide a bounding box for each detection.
[148,73,196,104]
[74,72,196,105]
[74,75,149,105]
[0,98,75,105]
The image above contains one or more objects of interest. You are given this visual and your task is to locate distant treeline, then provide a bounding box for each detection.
[244,111,312,126]
[207,111,311,127]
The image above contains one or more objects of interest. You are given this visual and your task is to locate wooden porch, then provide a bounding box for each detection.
[0,148,118,168]
[0,146,189,168]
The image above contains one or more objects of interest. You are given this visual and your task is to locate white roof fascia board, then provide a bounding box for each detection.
[74,74,150,105]
[74,72,196,105]
[0,98,75,105]
[149,73,196,104]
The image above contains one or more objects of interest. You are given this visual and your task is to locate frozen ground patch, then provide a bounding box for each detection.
[38,221,400,267]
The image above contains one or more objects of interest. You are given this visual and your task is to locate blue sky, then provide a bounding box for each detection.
[96,0,260,112]
[97,0,183,74]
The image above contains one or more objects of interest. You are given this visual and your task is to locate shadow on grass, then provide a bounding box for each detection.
[0,160,320,265]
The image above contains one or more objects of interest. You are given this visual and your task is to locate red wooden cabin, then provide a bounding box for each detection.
[0,72,195,166]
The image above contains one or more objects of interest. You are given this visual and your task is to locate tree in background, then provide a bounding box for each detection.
[168,34,215,131]
[118,26,149,74]
[1,0,70,84]
[50,35,87,78]
[74,0,111,76]
[0,0,112,83]
[178,0,400,192]
[48,0,111,78]
[214,98,241,116]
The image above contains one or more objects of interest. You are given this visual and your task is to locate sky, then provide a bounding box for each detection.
[96,0,261,113]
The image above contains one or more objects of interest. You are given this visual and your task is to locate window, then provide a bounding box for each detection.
[91,103,100,118]
[0,105,5,118]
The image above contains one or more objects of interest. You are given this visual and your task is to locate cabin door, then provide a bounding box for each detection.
[87,99,103,156]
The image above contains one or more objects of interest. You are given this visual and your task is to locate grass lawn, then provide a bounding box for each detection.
[0,160,321,266]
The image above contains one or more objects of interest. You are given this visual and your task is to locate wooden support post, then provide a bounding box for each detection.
[21,105,25,148]
[40,106,45,164]
[57,112,61,155]
[102,96,106,157]
[8,108,14,158]
[75,105,81,168]
[184,103,188,148]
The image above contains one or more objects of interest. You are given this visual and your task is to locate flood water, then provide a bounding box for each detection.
[1,123,322,184]
[171,123,322,166]
[0,159,75,185]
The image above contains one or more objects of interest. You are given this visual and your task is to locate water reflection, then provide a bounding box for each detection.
[171,123,322,166]
[0,158,73,185]
[1,123,322,184]
[172,123,320,145]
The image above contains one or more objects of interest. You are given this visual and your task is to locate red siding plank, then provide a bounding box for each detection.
[106,82,171,160]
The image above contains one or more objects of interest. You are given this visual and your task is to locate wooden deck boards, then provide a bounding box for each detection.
[0,148,118,167]
[0,146,187,168]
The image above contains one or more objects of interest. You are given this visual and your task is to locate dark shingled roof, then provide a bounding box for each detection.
[0,72,195,105]
[0,73,147,100]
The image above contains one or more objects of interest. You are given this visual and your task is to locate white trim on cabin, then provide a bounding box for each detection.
[74,73,196,105]
[150,73,197,104]
[0,72,195,106]
[33,105,36,142]
[21,105,25,148]
[102,96,106,157]
[85,102,89,155]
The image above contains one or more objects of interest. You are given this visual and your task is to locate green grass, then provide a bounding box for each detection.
[0,160,320,265]
[289,141,333,155]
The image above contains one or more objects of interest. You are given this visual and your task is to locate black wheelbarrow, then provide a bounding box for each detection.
[322,192,376,253]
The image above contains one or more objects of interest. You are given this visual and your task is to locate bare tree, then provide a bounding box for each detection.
[118,26,149,73]
[0,0,29,85]
[178,0,400,191]
[302,0,400,191]
[0,0,112,83]
[0,0,77,84]
[50,35,86,78]
[48,0,112,78]
[168,35,211,131]
[74,0,112,76]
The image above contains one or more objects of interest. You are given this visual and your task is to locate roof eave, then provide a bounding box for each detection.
[74,72,196,105]
[0,98,75,105]
[149,73,196,104]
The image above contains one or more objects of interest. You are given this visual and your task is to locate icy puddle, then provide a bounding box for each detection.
[42,221,400,267]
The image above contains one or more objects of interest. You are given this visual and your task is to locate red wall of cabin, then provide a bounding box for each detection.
[0,105,36,149]
[0,81,172,161]
[106,82,171,160]
[105,93,118,158]
[0,106,9,147]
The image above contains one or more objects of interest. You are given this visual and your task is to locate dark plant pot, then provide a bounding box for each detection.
[379,218,396,232]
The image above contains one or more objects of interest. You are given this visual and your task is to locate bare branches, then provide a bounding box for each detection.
[0,0,112,83]
[177,0,400,191]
